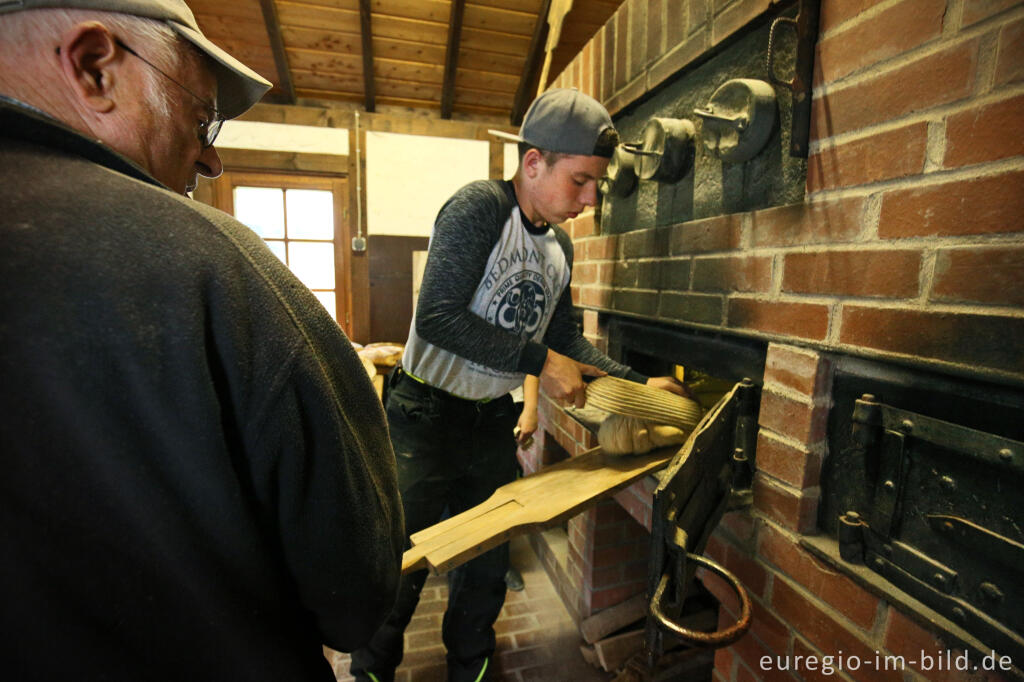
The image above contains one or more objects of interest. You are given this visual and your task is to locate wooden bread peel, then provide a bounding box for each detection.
[402,446,674,574]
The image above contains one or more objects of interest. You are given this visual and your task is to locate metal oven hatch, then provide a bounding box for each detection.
[818,357,1024,666]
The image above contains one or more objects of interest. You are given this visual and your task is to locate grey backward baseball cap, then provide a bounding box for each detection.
[490,88,618,158]
[0,0,272,119]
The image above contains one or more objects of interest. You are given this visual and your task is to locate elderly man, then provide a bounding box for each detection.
[0,1,403,680]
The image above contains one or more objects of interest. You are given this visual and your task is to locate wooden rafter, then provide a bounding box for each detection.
[511,0,552,126]
[440,0,466,120]
[257,0,295,104]
[358,0,376,113]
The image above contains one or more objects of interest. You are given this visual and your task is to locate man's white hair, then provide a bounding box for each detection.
[0,8,195,118]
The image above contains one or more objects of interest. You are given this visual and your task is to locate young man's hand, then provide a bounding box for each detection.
[646,375,691,397]
[539,349,606,408]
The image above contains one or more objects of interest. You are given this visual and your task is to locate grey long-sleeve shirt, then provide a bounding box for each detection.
[402,179,645,400]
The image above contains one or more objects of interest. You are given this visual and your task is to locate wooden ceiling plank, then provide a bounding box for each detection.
[358,0,375,111]
[440,0,466,119]
[258,0,296,103]
[510,0,549,125]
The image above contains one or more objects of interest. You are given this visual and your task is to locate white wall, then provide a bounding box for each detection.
[217,120,349,155]
[365,132,489,237]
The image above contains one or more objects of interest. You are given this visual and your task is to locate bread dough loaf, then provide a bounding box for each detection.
[598,414,688,456]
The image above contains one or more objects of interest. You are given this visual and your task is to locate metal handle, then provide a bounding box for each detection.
[766,16,798,89]
[618,142,661,157]
[693,107,749,131]
[650,552,752,647]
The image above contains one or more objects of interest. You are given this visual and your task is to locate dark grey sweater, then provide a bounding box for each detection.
[405,179,645,398]
[0,99,403,681]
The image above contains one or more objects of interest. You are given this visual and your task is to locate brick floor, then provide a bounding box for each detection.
[326,535,613,682]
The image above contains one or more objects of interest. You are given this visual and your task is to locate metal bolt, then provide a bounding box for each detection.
[952,607,966,624]
[980,582,1004,603]
[900,419,914,433]
[940,476,957,492]
[884,479,895,491]
[873,557,886,571]
[942,521,954,533]
[999,448,1014,462]
[882,544,892,557]
[933,573,947,589]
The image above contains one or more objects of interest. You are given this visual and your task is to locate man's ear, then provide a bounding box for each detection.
[522,148,544,179]
[57,22,121,114]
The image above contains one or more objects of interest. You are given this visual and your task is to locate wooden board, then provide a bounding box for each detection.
[402,446,674,574]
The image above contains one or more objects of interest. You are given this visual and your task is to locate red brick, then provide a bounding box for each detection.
[572,262,597,285]
[693,255,773,293]
[878,169,1024,237]
[749,597,791,658]
[758,524,879,631]
[628,0,648,77]
[602,24,615,103]
[810,39,978,139]
[771,578,904,682]
[790,636,869,682]
[962,0,1020,29]
[932,245,1024,307]
[713,0,772,44]
[819,0,878,33]
[752,474,819,533]
[614,6,628,91]
[665,0,687,46]
[585,235,618,260]
[714,646,735,681]
[764,344,830,397]
[571,211,596,239]
[782,249,922,298]
[758,389,829,446]
[995,17,1024,86]
[839,305,1024,375]
[756,430,822,489]
[717,540,770,599]
[751,198,865,247]
[648,29,710,92]
[807,123,928,191]
[727,298,830,341]
[815,0,945,84]
[646,0,664,64]
[945,93,1024,167]
[591,584,644,610]
[577,285,612,309]
[670,213,742,254]
[581,42,593,98]
[882,608,1012,681]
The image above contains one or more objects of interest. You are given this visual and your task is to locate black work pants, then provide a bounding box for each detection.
[350,369,518,682]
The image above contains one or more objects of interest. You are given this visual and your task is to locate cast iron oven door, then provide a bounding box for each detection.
[644,378,759,666]
[837,393,1024,663]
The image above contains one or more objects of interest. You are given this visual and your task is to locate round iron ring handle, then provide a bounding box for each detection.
[649,552,752,648]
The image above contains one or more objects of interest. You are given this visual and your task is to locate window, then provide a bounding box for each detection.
[195,170,350,331]
[234,186,337,319]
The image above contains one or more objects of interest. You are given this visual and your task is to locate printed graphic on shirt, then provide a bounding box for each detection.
[487,271,549,335]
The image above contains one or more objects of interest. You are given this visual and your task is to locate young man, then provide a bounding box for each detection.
[350,88,685,682]
[0,1,403,679]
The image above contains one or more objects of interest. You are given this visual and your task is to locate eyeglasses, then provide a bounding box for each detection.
[114,38,223,148]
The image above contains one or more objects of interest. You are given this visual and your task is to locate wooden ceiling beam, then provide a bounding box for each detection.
[510,0,551,126]
[440,0,466,120]
[358,0,376,112]
[258,0,295,104]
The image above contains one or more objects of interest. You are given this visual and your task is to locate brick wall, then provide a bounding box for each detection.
[540,0,1024,679]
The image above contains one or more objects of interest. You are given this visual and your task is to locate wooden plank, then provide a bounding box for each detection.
[594,629,644,672]
[258,0,296,103]
[580,593,647,644]
[288,51,517,92]
[278,5,530,54]
[215,148,347,174]
[440,0,466,119]
[358,0,375,111]
[402,446,673,574]
[510,0,549,125]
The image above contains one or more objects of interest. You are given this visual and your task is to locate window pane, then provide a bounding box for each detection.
[312,291,336,321]
[286,189,334,240]
[234,187,284,238]
[288,241,335,290]
[264,239,287,264]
